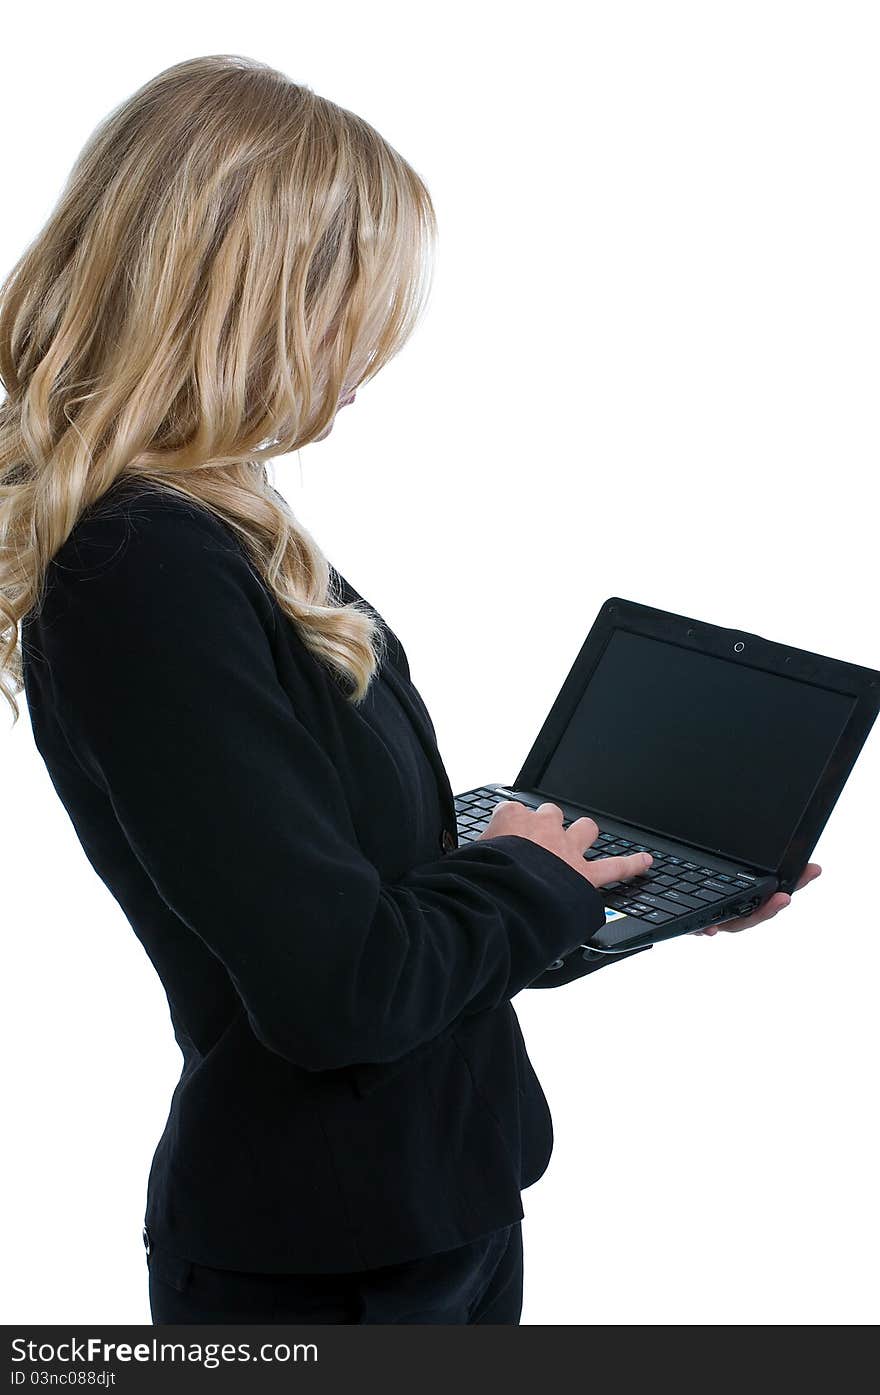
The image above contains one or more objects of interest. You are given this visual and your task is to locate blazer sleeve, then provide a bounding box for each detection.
[34,507,617,1072]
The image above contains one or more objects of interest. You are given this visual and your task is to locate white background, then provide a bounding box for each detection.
[3,1,878,1326]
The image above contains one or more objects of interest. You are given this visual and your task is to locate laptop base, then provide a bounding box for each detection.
[453,784,777,953]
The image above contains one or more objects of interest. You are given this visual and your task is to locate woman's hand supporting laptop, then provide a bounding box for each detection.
[478,799,822,938]
[692,861,822,936]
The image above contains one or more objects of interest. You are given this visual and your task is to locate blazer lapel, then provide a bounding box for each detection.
[332,567,458,836]
[378,655,458,829]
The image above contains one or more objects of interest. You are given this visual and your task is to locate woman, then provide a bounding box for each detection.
[0,55,819,1325]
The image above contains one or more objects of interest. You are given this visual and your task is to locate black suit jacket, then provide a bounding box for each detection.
[21,478,647,1273]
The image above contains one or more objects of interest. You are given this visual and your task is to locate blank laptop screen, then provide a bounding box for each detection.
[537,629,856,868]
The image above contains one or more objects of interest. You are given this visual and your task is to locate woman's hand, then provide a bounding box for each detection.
[693,863,823,935]
[478,800,653,890]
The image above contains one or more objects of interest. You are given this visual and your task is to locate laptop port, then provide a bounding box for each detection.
[734,897,761,915]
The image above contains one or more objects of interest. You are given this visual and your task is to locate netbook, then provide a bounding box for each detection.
[454,597,879,955]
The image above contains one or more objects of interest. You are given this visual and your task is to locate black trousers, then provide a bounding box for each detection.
[145,1222,523,1324]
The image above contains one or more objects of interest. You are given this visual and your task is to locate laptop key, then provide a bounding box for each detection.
[655,888,704,909]
[632,901,669,917]
[644,910,675,924]
[701,879,732,894]
[625,891,683,915]
[692,888,728,903]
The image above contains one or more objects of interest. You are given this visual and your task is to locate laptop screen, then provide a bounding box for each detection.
[536,628,857,869]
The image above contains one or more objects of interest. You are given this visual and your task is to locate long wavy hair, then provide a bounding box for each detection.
[0,54,437,722]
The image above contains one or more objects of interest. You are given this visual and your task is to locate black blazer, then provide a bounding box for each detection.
[21,478,647,1273]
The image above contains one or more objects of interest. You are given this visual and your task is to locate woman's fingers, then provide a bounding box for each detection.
[548,812,654,888]
[565,814,597,838]
[585,848,654,888]
[794,863,823,891]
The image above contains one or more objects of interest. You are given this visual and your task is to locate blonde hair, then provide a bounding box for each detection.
[0,54,437,721]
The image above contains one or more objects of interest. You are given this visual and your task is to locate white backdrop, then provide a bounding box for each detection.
[3,0,878,1326]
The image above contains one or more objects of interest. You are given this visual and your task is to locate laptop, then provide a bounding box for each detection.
[454,597,880,955]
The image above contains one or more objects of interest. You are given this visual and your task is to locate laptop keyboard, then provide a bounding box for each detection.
[453,787,757,927]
